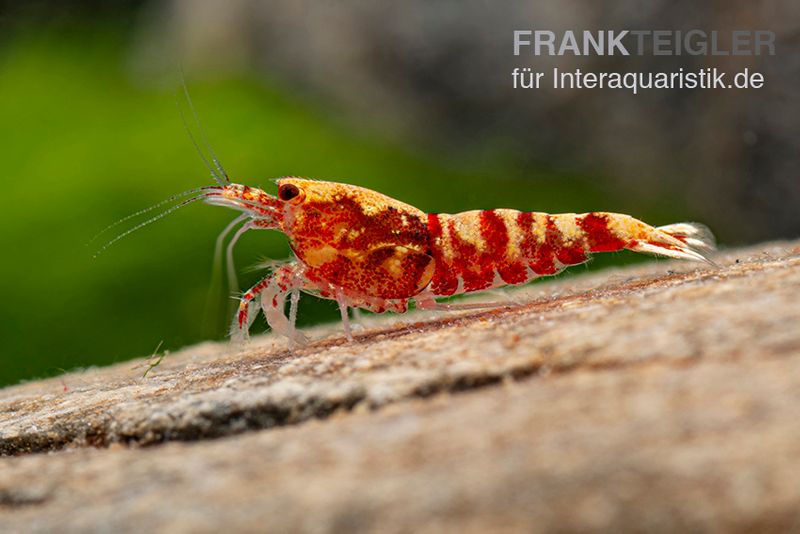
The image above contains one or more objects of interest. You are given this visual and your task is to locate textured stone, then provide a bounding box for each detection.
[0,241,798,532]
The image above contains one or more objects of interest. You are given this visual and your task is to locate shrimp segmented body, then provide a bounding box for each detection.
[198,178,716,344]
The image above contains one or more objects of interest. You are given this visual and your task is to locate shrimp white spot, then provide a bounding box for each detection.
[452,211,485,249]
[553,214,582,246]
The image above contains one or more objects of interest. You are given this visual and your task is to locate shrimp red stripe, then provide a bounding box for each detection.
[579,212,627,252]
[481,210,528,285]
[427,213,459,296]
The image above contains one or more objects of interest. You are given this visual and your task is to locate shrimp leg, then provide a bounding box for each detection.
[414,293,518,312]
[233,262,308,347]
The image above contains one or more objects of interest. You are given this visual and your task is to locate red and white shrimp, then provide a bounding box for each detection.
[182,177,715,345]
[97,90,714,346]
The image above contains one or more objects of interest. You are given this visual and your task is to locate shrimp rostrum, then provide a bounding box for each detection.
[189,178,715,345]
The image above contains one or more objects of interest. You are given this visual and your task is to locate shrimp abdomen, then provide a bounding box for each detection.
[427,210,716,297]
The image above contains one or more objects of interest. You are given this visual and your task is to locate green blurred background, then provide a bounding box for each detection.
[0,1,796,386]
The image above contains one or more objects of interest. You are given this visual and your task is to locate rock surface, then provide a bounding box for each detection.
[0,241,798,532]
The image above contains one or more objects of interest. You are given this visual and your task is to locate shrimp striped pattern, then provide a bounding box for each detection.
[426,210,666,296]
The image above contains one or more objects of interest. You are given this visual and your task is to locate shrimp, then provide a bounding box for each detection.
[187,178,716,345]
[96,89,714,345]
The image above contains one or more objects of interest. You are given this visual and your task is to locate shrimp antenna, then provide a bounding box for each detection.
[87,187,207,246]
[175,91,226,187]
[177,67,229,185]
[92,194,206,258]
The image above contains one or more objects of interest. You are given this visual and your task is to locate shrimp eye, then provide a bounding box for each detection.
[278,183,301,201]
